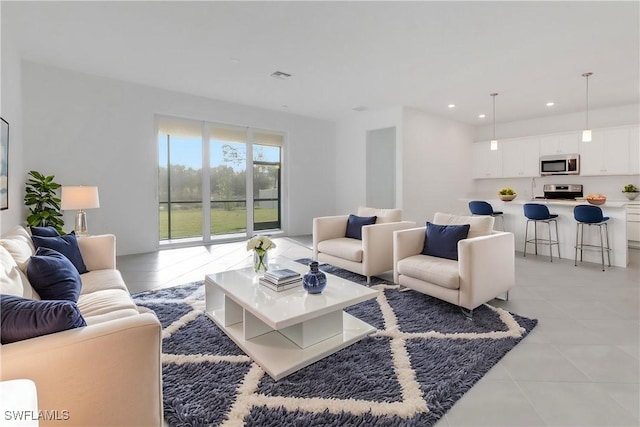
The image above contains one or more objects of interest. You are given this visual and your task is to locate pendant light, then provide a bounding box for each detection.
[582,72,593,142]
[490,93,498,150]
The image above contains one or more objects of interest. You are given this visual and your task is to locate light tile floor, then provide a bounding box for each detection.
[118,237,640,427]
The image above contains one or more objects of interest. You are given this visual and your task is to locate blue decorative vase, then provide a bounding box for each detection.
[302,261,327,294]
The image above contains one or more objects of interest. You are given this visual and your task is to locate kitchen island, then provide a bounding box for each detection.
[481,199,628,267]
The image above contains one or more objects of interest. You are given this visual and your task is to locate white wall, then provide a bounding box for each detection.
[20,62,336,255]
[402,107,475,222]
[475,104,640,141]
[0,15,24,233]
[335,107,404,214]
[335,106,475,223]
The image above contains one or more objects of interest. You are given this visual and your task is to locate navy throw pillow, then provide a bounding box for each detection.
[0,295,86,344]
[31,231,87,274]
[422,222,471,261]
[30,226,60,237]
[345,214,377,240]
[27,247,83,302]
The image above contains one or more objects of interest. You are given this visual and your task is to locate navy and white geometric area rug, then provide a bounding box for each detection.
[133,263,537,426]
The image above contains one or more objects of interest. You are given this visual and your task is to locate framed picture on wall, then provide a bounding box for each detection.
[1,117,8,210]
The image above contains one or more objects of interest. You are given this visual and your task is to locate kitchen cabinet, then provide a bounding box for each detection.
[580,126,631,176]
[472,141,502,179]
[627,201,640,249]
[539,132,580,155]
[501,137,539,178]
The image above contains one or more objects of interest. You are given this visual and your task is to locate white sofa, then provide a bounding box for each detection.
[313,207,416,282]
[0,226,163,427]
[393,213,515,315]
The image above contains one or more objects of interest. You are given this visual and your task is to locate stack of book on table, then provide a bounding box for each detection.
[259,268,302,291]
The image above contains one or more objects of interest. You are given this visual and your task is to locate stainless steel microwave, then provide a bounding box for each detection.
[539,154,580,176]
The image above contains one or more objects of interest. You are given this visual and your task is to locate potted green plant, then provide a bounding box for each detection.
[498,187,517,202]
[24,170,64,234]
[622,184,639,201]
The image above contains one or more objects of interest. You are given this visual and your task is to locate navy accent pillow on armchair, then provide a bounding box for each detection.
[0,295,86,344]
[27,247,83,302]
[30,226,60,237]
[422,222,470,261]
[345,214,377,240]
[31,231,88,274]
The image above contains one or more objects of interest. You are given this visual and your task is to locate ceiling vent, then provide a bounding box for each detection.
[270,71,292,80]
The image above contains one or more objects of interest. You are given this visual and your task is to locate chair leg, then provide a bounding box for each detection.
[554,219,560,259]
[580,223,585,262]
[534,221,538,255]
[574,222,580,267]
[459,307,473,320]
[605,222,611,267]
[548,220,553,262]
[599,224,605,272]
[523,220,529,257]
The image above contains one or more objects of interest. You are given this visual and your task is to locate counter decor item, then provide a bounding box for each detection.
[302,261,327,294]
[586,193,606,205]
[622,184,639,201]
[498,187,517,202]
[247,235,276,273]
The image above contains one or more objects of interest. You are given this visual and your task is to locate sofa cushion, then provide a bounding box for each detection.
[397,254,460,290]
[0,226,36,272]
[27,247,83,302]
[345,214,377,240]
[433,212,494,239]
[77,289,138,319]
[357,206,401,224]
[30,226,60,237]
[422,222,470,261]
[317,238,364,262]
[0,295,86,344]
[31,232,88,274]
[0,246,39,300]
[80,269,129,295]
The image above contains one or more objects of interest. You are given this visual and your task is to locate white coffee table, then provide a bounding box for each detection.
[204,259,378,380]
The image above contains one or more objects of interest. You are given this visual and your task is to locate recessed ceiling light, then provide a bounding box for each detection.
[282,105,288,108]
[230,58,240,64]
[546,102,555,107]
[352,106,368,112]
[448,104,456,109]
[478,114,486,118]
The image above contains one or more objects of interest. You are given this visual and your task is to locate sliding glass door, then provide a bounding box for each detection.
[158,118,203,241]
[253,132,282,231]
[209,126,248,236]
[158,116,284,244]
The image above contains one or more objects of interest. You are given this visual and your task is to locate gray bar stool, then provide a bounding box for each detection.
[523,203,560,262]
[468,200,504,231]
[574,205,611,271]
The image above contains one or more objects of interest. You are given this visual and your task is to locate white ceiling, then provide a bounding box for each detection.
[3,1,639,124]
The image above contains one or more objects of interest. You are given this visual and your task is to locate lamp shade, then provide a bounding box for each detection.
[61,186,100,210]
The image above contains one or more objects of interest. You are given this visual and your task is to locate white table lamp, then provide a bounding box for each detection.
[61,186,100,236]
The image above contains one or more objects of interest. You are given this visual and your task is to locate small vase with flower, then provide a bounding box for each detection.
[247,235,276,273]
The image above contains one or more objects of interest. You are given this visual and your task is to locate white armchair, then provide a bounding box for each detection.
[393,213,514,316]
[313,207,416,282]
